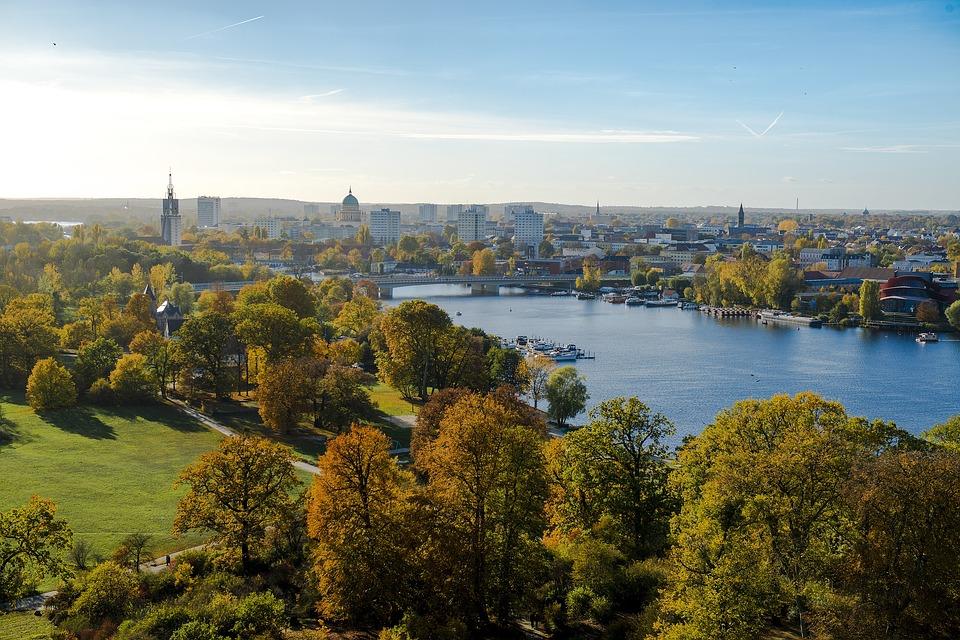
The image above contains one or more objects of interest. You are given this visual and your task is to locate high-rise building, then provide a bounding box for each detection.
[304,203,320,217]
[503,203,533,223]
[445,204,463,223]
[197,195,221,228]
[457,205,488,243]
[160,171,182,246]
[254,215,280,239]
[337,187,362,223]
[419,203,437,223]
[514,208,544,257]
[369,208,401,245]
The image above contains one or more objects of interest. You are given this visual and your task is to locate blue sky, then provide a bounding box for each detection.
[0,0,957,208]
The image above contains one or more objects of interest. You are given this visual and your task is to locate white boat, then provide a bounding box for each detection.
[550,290,572,297]
[576,292,596,300]
[917,332,939,343]
[547,350,578,362]
[624,297,644,306]
[645,299,678,307]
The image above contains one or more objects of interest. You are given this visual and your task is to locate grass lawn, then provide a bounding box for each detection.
[369,382,419,417]
[0,612,54,640]
[0,393,222,569]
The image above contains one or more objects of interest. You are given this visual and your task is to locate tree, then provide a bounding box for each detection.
[0,496,73,602]
[307,425,415,623]
[174,436,298,572]
[355,224,372,246]
[68,560,139,624]
[168,282,195,315]
[946,300,960,330]
[419,394,549,624]
[256,357,315,433]
[149,263,175,301]
[859,279,882,321]
[411,387,473,463]
[0,302,59,387]
[333,293,380,337]
[818,450,960,639]
[196,289,235,315]
[74,336,123,391]
[538,239,555,258]
[314,365,376,433]
[576,262,601,292]
[916,300,940,323]
[777,219,799,233]
[233,303,316,364]
[547,397,676,558]
[659,393,910,639]
[546,366,588,428]
[130,331,175,397]
[175,311,235,397]
[26,358,78,411]
[487,345,529,393]
[472,248,497,276]
[525,354,555,410]
[925,414,960,452]
[376,300,452,401]
[114,532,152,572]
[109,353,159,402]
[266,274,316,318]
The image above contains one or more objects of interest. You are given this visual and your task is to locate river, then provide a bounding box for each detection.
[388,285,960,440]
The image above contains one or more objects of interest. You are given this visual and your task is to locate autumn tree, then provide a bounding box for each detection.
[109,353,159,402]
[859,279,882,321]
[525,354,555,410]
[196,289,235,315]
[314,365,376,433]
[129,330,174,397]
[547,397,676,558]
[817,450,960,639]
[472,248,497,275]
[419,394,549,624]
[308,426,415,624]
[266,274,316,318]
[546,366,588,428]
[916,299,940,323]
[26,358,78,411]
[174,436,298,572]
[0,300,59,387]
[332,293,380,337]
[256,357,316,433]
[0,496,73,602]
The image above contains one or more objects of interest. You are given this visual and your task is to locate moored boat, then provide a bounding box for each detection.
[624,297,644,306]
[916,332,939,343]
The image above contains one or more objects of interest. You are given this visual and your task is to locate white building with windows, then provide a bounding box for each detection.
[457,205,487,242]
[445,204,463,223]
[254,215,280,239]
[419,203,437,223]
[514,208,544,257]
[369,208,401,245]
[197,196,221,228]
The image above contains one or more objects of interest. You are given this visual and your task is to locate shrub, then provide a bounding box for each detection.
[87,378,115,405]
[115,603,192,640]
[26,358,77,411]
[566,585,597,621]
[170,621,226,640]
[68,560,139,624]
[230,591,285,638]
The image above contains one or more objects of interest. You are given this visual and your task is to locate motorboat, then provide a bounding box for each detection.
[645,299,678,307]
[916,332,939,343]
[576,292,596,300]
[625,297,644,306]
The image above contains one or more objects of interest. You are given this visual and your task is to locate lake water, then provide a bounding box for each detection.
[388,285,960,440]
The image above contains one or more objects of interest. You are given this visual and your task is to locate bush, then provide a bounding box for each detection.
[68,560,139,624]
[171,621,226,640]
[566,585,597,621]
[26,358,77,411]
[230,591,285,638]
[115,603,192,640]
[87,378,115,405]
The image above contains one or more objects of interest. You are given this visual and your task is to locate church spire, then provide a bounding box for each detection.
[738,202,744,227]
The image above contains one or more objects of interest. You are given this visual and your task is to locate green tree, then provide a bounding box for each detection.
[74,337,123,391]
[174,436,298,572]
[525,354,555,410]
[546,366,589,428]
[859,279,882,321]
[376,300,452,401]
[944,299,960,330]
[314,365,376,433]
[233,303,316,363]
[129,330,175,398]
[356,224,372,246]
[547,397,675,557]
[333,294,380,337]
[168,282,195,315]
[266,274,316,318]
[26,358,78,411]
[175,311,235,397]
[0,496,72,602]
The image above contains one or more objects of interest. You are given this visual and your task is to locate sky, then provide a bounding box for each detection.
[0,0,958,209]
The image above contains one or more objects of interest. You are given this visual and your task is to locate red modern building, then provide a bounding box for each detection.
[879,272,957,315]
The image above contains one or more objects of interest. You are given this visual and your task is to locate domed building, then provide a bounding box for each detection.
[337,187,362,223]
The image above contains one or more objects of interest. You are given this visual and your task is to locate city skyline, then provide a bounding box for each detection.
[0,1,958,208]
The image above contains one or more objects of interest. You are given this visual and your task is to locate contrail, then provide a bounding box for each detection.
[737,111,784,138]
[186,15,264,40]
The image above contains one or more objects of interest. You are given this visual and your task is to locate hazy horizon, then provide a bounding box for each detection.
[1,1,958,208]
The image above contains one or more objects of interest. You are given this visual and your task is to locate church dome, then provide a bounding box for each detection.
[343,188,359,208]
